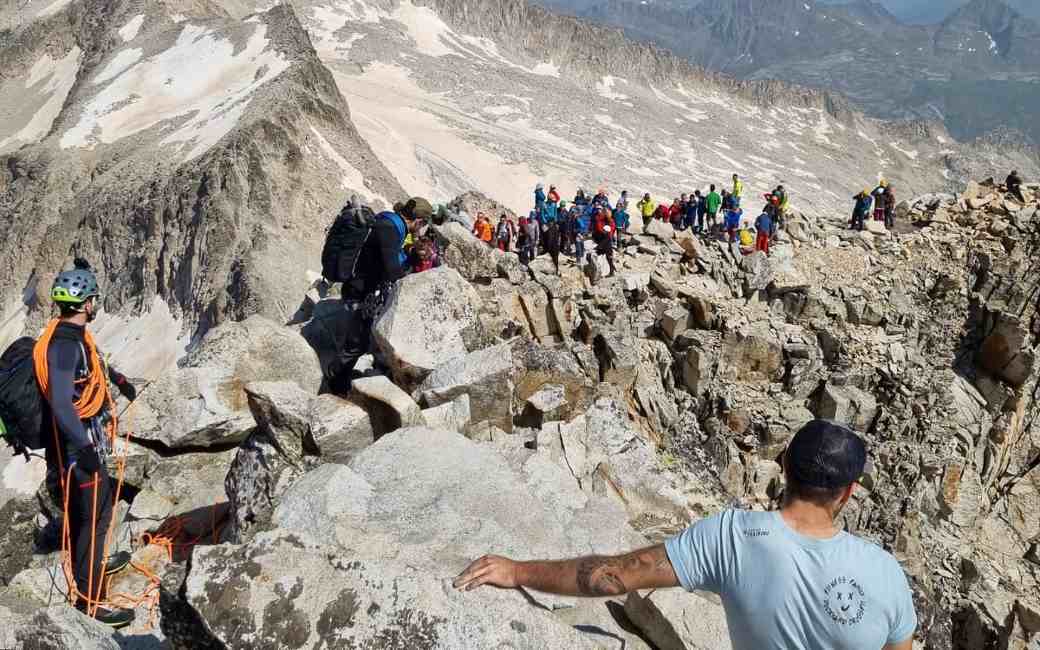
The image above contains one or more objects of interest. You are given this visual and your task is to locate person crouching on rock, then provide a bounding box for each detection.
[36,260,137,628]
[326,197,428,394]
[454,420,917,650]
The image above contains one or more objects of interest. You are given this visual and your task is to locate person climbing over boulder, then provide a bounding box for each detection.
[325,198,422,394]
[1005,170,1025,203]
[850,189,872,231]
[454,420,917,650]
[638,193,655,226]
[32,260,138,628]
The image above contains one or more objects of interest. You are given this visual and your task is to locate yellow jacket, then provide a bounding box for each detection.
[639,199,656,218]
[733,179,743,197]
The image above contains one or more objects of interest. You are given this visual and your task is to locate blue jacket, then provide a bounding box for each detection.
[535,188,546,211]
[541,202,558,225]
[376,211,408,267]
[853,194,873,216]
[615,210,630,230]
[576,209,592,234]
[724,209,742,230]
[755,212,772,233]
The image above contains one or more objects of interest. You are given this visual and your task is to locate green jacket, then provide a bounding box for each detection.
[706,191,722,214]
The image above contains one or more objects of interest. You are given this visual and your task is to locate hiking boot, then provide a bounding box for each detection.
[76,603,136,629]
[105,550,132,575]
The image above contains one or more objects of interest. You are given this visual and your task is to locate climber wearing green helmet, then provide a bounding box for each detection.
[37,258,138,629]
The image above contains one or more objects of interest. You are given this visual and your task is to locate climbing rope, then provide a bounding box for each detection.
[34,319,225,628]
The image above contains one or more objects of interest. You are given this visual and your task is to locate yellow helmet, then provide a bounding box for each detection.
[879,179,888,187]
[863,188,870,196]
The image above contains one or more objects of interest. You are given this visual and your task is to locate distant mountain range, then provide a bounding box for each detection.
[536,0,1040,145]
[822,0,1040,24]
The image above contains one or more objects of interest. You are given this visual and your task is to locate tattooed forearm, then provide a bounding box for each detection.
[576,556,628,596]
[514,544,679,597]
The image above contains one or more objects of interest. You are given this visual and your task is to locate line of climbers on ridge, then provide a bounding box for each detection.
[470,174,789,272]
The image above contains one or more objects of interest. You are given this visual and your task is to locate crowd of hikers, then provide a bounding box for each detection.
[467,174,792,273]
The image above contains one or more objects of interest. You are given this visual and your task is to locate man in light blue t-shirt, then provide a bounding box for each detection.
[454,420,917,650]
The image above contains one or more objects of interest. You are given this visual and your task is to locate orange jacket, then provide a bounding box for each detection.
[474,220,493,242]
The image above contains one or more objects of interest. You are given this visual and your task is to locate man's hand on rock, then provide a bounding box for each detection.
[453,555,519,591]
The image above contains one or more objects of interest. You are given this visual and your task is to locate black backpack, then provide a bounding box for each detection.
[0,337,45,459]
[321,205,375,283]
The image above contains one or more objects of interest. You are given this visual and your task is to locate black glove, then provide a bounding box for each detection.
[74,446,102,475]
[114,374,137,402]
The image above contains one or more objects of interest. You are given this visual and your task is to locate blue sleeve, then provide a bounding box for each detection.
[46,339,90,450]
[664,512,729,594]
[887,564,917,644]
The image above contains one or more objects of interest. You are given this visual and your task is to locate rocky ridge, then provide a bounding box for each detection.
[1,179,1038,649]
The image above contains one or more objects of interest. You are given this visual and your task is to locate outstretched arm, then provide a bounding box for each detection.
[453,544,679,597]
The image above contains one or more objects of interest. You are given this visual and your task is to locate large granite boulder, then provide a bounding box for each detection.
[373,267,490,389]
[164,427,728,648]
[128,316,321,449]
[432,221,499,282]
[416,344,515,433]
[15,606,121,649]
[165,529,604,650]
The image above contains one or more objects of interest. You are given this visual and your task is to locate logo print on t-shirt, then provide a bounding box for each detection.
[823,576,866,626]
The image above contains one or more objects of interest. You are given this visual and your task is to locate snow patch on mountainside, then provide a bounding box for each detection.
[0,47,82,153]
[93,48,143,84]
[335,62,578,211]
[35,0,72,18]
[60,22,290,161]
[119,14,145,42]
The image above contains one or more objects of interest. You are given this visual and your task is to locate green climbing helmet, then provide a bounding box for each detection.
[51,266,100,305]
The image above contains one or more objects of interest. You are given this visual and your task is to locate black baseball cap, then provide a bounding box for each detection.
[785,420,867,489]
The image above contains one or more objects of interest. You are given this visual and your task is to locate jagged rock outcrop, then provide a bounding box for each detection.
[128,316,321,449]
[0,0,404,349]
[372,267,491,390]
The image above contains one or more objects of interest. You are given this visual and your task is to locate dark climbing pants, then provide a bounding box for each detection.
[329,300,373,394]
